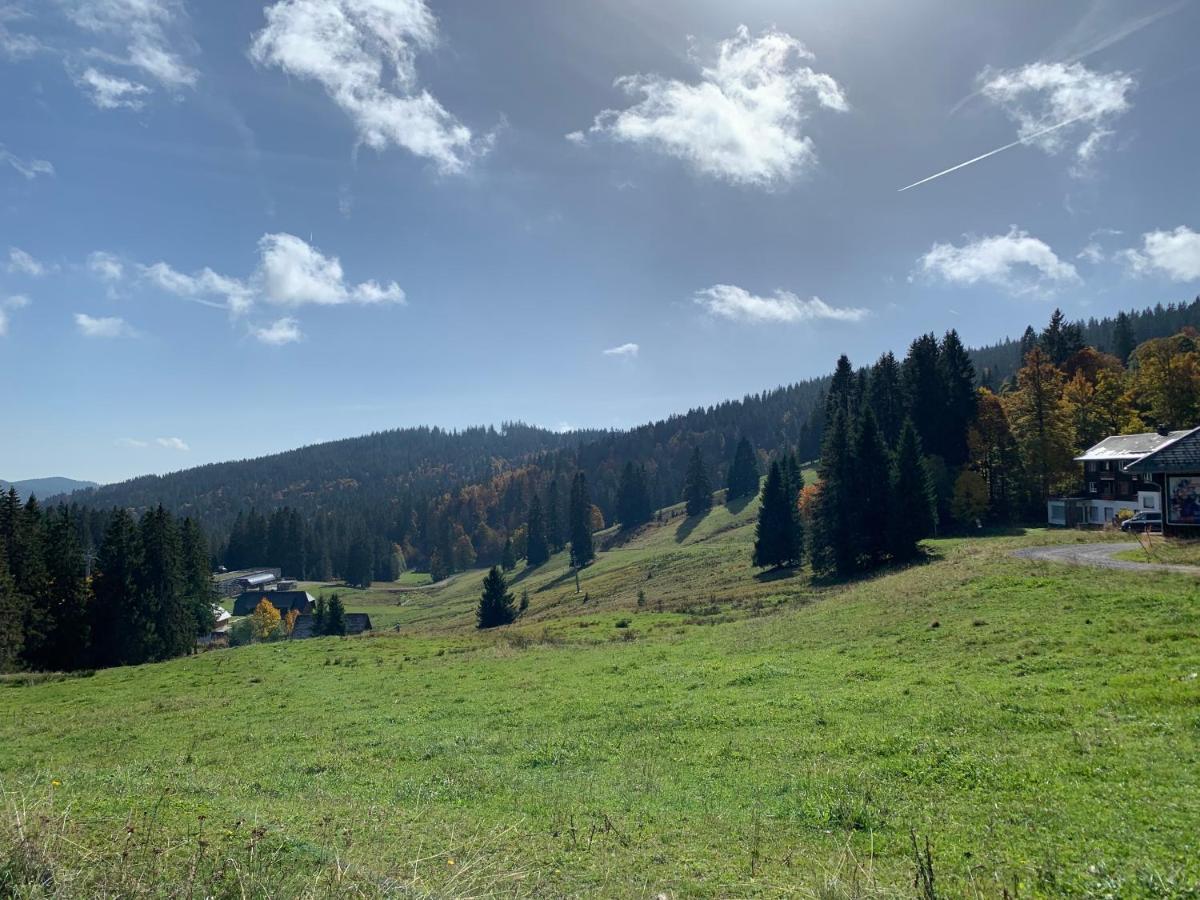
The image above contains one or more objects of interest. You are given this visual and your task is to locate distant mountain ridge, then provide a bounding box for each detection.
[1,476,100,501]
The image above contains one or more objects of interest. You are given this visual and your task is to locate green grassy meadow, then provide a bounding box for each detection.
[3,498,1199,897]
[1113,537,1200,567]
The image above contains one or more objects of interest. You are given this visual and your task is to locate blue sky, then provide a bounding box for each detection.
[2,0,1199,484]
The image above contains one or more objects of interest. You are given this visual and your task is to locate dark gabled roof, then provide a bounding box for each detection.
[1076,430,1189,462]
[291,613,373,639]
[1124,426,1200,474]
[232,590,315,617]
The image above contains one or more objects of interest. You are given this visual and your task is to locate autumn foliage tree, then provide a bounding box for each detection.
[250,598,282,642]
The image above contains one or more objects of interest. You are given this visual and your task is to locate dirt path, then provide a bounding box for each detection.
[1013,542,1200,575]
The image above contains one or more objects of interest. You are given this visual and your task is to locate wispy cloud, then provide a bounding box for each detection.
[115,437,149,448]
[250,0,487,174]
[76,67,151,109]
[575,26,847,187]
[251,316,303,345]
[694,284,867,324]
[602,342,639,358]
[1,144,53,180]
[74,312,137,338]
[155,436,189,451]
[87,251,124,282]
[915,227,1079,294]
[1122,226,1200,282]
[7,247,45,276]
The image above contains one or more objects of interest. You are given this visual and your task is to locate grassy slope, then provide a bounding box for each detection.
[1113,537,1200,566]
[3,502,1199,898]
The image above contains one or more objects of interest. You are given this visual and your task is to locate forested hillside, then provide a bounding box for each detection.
[43,297,1200,586]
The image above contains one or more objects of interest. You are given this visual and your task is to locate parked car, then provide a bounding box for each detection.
[1120,511,1162,533]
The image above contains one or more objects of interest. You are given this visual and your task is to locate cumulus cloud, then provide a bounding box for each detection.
[1122,226,1200,282]
[575,26,847,187]
[694,284,867,324]
[916,227,1079,294]
[258,233,405,306]
[75,312,136,338]
[979,61,1134,175]
[141,261,256,315]
[1,145,54,180]
[7,247,45,276]
[602,342,639,358]
[250,0,486,174]
[155,436,189,450]
[76,67,151,109]
[88,251,124,282]
[252,316,304,345]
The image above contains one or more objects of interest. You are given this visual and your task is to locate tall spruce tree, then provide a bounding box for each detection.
[89,509,142,667]
[939,329,978,466]
[137,506,192,662]
[682,448,713,517]
[810,408,858,578]
[568,472,595,568]
[545,479,565,552]
[902,334,947,460]
[0,535,23,672]
[17,497,50,667]
[826,354,857,420]
[37,506,90,671]
[887,420,936,561]
[476,565,516,629]
[325,593,347,635]
[616,462,653,529]
[501,537,517,571]
[181,517,216,637]
[1112,311,1136,363]
[346,536,374,588]
[312,595,327,635]
[867,352,905,447]
[525,495,550,567]
[752,461,801,569]
[850,410,891,567]
[726,437,760,502]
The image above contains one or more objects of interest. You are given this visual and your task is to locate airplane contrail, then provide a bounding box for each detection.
[897,113,1092,192]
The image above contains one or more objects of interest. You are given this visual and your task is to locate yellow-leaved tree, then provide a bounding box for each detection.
[250,598,281,642]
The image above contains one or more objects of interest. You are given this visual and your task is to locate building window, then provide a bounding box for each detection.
[1088,482,1097,493]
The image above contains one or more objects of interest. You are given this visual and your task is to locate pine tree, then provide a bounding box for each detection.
[429,548,449,583]
[1112,311,1136,363]
[312,595,327,635]
[501,537,517,571]
[1019,325,1038,361]
[476,566,516,629]
[89,509,142,667]
[810,408,858,578]
[325,593,347,635]
[826,354,857,420]
[888,420,936,561]
[616,462,653,529]
[939,330,978,467]
[752,462,801,569]
[867,352,904,447]
[903,334,946,459]
[568,472,595,568]
[545,480,565,552]
[15,497,49,666]
[525,495,550,567]
[346,536,373,588]
[850,409,891,567]
[180,517,216,637]
[682,448,713,517]
[137,506,192,662]
[1040,308,1084,366]
[0,535,23,672]
[725,438,760,502]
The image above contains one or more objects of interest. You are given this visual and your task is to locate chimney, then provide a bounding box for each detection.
[1157,424,1171,437]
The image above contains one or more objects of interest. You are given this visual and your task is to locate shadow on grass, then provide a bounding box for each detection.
[807,550,940,589]
[534,566,583,594]
[725,494,754,517]
[753,566,801,583]
[674,511,709,544]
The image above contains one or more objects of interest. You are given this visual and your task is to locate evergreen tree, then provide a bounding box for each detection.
[616,462,653,528]
[1019,325,1038,361]
[902,334,946,459]
[180,517,216,637]
[1004,346,1076,504]
[137,506,192,662]
[525,495,550,567]
[1040,308,1085,366]
[0,535,23,671]
[850,409,891,567]
[888,420,936,561]
[501,536,517,572]
[810,408,858,578]
[325,593,347,635]
[867,352,904,447]
[1112,310,1136,363]
[568,472,595,568]
[682,448,713,517]
[826,354,856,420]
[429,548,449,583]
[15,497,49,666]
[346,536,374,588]
[939,329,978,466]
[725,437,760,502]
[312,595,327,635]
[476,565,516,629]
[752,462,801,569]
[89,509,142,667]
[545,480,565,552]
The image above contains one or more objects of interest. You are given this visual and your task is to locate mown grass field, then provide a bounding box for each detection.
[3,499,1199,898]
[1113,536,1200,567]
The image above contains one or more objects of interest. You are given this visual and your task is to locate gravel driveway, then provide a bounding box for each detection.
[1013,542,1200,575]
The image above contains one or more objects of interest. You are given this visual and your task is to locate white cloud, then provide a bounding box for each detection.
[1,145,54,180]
[87,250,124,282]
[250,0,485,174]
[76,67,151,109]
[603,342,639,358]
[75,312,136,338]
[258,233,405,306]
[115,437,149,448]
[7,247,45,276]
[0,309,6,336]
[0,4,41,59]
[979,62,1134,175]
[155,436,189,450]
[694,284,867,324]
[252,316,304,345]
[577,26,847,187]
[1122,226,1200,282]
[1077,242,1105,264]
[916,227,1080,294]
[63,0,197,90]
[0,294,30,336]
[141,261,255,315]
